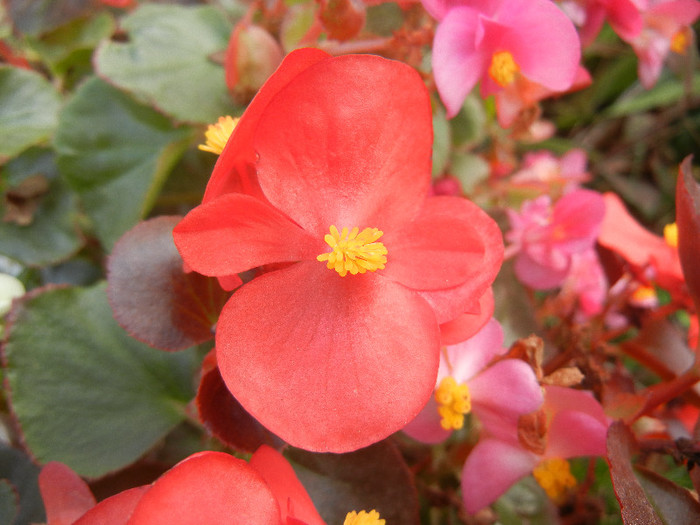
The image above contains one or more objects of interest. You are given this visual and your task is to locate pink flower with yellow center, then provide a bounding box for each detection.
[174,49,504,453]
[402,318,543,444]
[423,0,581,117]
[461,385,610,514]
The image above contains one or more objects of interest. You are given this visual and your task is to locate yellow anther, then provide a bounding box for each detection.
[532,458,576,503]
[671,28,690,54]
[630,284,657,307]
[344,510,385,525]
[488,51,519,87]
[664,222,678,248]
[317,226,387,277]
[198,115,239,155]
[435,376,471,431]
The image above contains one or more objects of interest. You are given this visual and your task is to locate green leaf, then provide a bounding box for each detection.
[0,443,45,525]
[0,147,83,267]
[607,73,700,118]
[54,76,193,250]
[0,66,61,160]
[3,282,199,478]
[95,4,237,123]
[0,480,18,525]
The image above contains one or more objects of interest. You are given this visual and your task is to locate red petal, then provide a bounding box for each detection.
[128,451,280,524]
[39,462,96,525]
[439,288,494,345]
[204,48,330,203]
[250,446,325,525]
[253,54,432,236]
[383,195,503,291]
[74,486,149,525]
[216,261,441,452]
[676,156,700,312]
[173,193,323,277]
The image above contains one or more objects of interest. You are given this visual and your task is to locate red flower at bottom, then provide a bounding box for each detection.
[174,49,503,452]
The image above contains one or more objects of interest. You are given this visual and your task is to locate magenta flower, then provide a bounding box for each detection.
[402,318,542,444]
[627,0,700,88]
[505,189,606,290]
[461,385,610,514]
[424,0,581,116]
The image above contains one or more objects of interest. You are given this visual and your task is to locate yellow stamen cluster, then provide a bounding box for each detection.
[532,458,576,503]
[671,28,690,54]
[664,222,678,248]
[630,284,658,307]
[198,115,239,155]
[344,510,385,525]
[317,226,387,277]
[435,376,472,431]
[489,51,519,87]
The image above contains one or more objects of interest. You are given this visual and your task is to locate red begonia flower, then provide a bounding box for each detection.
[174,49,503,452]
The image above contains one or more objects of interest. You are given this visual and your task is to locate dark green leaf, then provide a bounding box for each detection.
[3,282,199,478]
[287,440,420,524]
[0,442,45,525]
[95,4,237,123]
[54,77,193,250]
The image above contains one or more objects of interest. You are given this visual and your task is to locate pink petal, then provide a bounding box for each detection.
[433,7,488,117]
[250,446,325,525]
[216,262,441,452]
[546,409,609,459]
[461,438,537,514]
[439,318,505,383]
[173,193,323,277]
[401,396,452,444]
[607,0,645,41]
[515,250,570,289]
[469,359,544,433]
[253,54,432,236]
[489,0,580,92]
[128,451,280,524]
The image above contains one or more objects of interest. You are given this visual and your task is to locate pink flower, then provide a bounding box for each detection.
[506,189,605,290]
[560,248,609,319]
[627,0,700,87]
[560,0,645,46]
[402,318,543,443]
[461,385,610,514]
[424,0,581,116]
[508,148,592,195]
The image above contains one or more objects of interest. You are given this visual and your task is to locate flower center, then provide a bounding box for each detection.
[435,376,471,430]
[489,51,519,87]
[317,226,387,277]
[532,458,576,503]
[198,115,239,155]
[671,28,690,54]
[344,509,385,525]
[664,222,678,248]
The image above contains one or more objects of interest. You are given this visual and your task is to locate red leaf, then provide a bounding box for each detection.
[635,465,700,524]
[107,216,230,351]
[196,364,284,453]
[39,462,96,525]
[676,156,700,314]
[606,421,662,525]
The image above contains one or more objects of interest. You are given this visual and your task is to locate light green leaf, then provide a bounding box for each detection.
[0,66,61,160]
[54,76,193,250]
[95,4,237,123]
[3,282,199,478]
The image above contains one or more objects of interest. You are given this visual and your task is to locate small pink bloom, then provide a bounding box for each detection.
[560,248,608,319]
[509,148,592,194]
[560,0,645,46]
[427,0,581,116]
[627,0,700,87]
[402,318,542,443]
[461,385,609,514]
[506,189,606,290]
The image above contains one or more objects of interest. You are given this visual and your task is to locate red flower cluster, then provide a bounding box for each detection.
[174,49,503,452]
